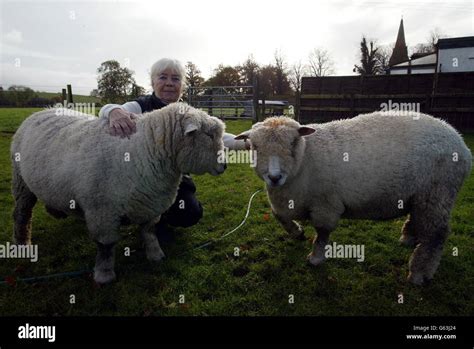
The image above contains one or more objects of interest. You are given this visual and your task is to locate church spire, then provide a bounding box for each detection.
[389,18,409,66]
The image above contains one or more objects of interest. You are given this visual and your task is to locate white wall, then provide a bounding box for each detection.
[438,47,474,72]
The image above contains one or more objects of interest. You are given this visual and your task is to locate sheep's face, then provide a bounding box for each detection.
[235,117,315,187]
[178,108,226,176]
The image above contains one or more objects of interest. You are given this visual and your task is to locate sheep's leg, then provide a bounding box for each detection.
[94,241,117,284]
[12,169,37,245]
[407,188,454,285]
[307,227,331,266]
[399,214,418,247]
[45,205,68,219]
[85,211,120,284]
[407,225,448,285]
[141,220,165,262]
[273,211,305,240]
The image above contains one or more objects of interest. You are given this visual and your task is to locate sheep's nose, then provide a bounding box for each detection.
[268,174,282,183]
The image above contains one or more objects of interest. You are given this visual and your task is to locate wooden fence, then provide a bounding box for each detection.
[299,72,474,130]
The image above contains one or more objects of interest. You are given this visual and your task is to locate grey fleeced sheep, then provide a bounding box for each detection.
[235,111,472,285]
[11,103,226,284]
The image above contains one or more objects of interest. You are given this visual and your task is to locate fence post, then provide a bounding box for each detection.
[187,86,192,105]
[431,71,439,111]
[62,89,67,104]
[253,76,260,123]
[295,90,301,122]
[67,84,73,107]
[351,93,355,118]
[208,88,213,116]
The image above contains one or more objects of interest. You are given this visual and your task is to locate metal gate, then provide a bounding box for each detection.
[186,85,257,121]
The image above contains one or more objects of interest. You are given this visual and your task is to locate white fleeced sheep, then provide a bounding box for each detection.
[11,103,226,284]
[236,111,472,285]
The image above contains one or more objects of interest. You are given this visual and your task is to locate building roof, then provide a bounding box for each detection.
[392,53,437,68]
[411,52,435,60]
[438,36,474,49]
[389,19,409,66]
[258,100,288,106]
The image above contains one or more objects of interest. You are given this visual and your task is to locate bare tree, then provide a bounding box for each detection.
[411,43,433,55]
[274,49,290,95]
[411,28,447,56]
[289,60,307,93]
[308,48,335,77]
[375,43,394,73]
[428,27,446,50]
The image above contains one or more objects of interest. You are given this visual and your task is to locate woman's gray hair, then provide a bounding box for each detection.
[150,58,187,92]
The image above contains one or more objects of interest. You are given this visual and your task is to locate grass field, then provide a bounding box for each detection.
[36,92,102,105]
[0,107,473,316]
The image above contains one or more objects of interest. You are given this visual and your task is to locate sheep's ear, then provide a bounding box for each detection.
[184,122,199,135]
[234,130,251,141]
[298,126,316,137]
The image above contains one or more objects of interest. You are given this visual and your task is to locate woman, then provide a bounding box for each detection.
[99,58,246,243]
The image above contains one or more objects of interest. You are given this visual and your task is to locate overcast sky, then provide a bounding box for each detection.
[1,0,473,95]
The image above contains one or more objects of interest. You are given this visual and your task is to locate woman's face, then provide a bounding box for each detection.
[153,68,183,103]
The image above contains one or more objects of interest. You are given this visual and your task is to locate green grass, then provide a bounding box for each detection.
[0,107,473,316]
[36,92,102,104]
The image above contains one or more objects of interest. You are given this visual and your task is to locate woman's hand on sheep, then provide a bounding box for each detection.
[109,108,138,138]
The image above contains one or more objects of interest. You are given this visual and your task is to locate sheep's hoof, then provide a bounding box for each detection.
[307,252,326,266]
[399,234,417,248]
[146,248,166,263]
[94,269,116,284]
[407,272,431,286]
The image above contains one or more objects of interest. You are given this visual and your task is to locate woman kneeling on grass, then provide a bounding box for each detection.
[99,58,247,243]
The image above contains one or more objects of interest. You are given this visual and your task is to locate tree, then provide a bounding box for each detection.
[428,27,446,50]
[185,61,205,88]
[375,44,394,73]
[238,54,260,86]
[97,60,136,103]
[289,61,307,94]
[411,43,433,55]
[90,89,99,97]
[237,55,260,95]
[258,65,277,97]
[354,37,383,75]
[308,48,335,77]
[7,85,37,106]
[412,28,447,55]
[205,64,241,86]
[183,61,205,101]
[274,49,291,95]
[129,83,146,99]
